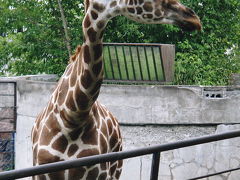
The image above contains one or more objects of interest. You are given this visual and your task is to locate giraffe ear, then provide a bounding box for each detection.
[84,0,90,14]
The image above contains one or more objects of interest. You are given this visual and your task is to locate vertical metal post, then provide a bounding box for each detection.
[107,45,115,79]
[150,152,161,180]
[144,46,151,80]
[114,45,122,79]
[151,47,159,81]
[122,46,129,80]
[136,46,144,80]
[159,46,166,81]
[129,46,136,80]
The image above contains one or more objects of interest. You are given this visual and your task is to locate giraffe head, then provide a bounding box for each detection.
[85,0,201,32]
[119,0,202,31]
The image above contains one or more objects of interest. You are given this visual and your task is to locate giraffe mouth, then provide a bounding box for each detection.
[175,18,202,32]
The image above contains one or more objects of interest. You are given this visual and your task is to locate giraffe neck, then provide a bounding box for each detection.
[54,1,120,127]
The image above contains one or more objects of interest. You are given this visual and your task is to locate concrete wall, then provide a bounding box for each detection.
[2,75,240,180]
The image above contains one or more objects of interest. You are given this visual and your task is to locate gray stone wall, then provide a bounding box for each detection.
[1,75,240,180]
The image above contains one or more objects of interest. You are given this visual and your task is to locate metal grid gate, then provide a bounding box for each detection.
[0,81,17,171]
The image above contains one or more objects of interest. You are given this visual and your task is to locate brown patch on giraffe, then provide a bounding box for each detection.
[67,65,73,76]
[66,91,77,111]
[100,134,108,153]
[93,3,105,12]
[115,169,122,179]
[110,1,117,7]
[98,107,105,118]
[68,167,86,180]
[107,119,113,135]
[136,7,143,14]
[99,30,105,39]
[37,175,47,180]
[70,66,78,87]
[32,128,39,144]
[101,120,108,136]
[87,27,97,42]
[93,44,102,61]
[127,8,135,14]
[84,15,91,28]
[100,162,107,170]
[81,122,98,145]
[46,102,54,115]
[53,90,59,103]
[143,14,153,19]
[92,104,100,123]
[40,119,61,146]
[90,79,103,96]
[92,61,103,77]
[109,113,117,126]
[38,149,61,164]
[48,171,65,180]
[154,9,162,16]
[110,130,118,149]
[97,20,105,29]
[75,86,90,110]
[139,0,144,4]
[69,127,83,141]
[60,109,78,128]
[98,172,107,180]
[91,10,98,20]
[86,167,99,180]
[153,17,164,21]
[143,2,153,12]
[77,148,99,158]
[83,45,91,64]
[32,145,38,165]
[110,163,117,177]
[81,69,93,89]
[134,0,137,4]
[52,134,68,153]
[57,78,69,106]
[46,113,61,130]
[85,0,90,12]
[128,0,133,5]
[68,144,79,157]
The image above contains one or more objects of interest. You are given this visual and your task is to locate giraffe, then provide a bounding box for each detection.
[31,0,201,179]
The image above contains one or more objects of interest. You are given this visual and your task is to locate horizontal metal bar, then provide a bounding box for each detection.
[0,81,16,84]
[0,130,240,179]
[0,131,15,133]
[103,42,174,47]
[188,166,240,180]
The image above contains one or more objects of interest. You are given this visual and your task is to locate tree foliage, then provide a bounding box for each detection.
[0,0,239,85]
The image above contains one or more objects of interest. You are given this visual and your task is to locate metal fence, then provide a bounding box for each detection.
[103,43,175,84]
[0,129,240,179]
[0,81,17,172]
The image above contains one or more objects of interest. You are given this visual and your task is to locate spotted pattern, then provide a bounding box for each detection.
[32,0,201,179]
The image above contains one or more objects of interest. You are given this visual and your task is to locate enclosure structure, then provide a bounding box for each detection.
[0,74,238,180]
[103,43,175,83]
[0,82,17,171]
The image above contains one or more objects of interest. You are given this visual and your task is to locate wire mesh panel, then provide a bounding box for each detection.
[103,43,175,83]
[0,82,16,171]
[0,133,14,171]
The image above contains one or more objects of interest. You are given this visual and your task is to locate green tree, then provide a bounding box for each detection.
[0,0,239,85]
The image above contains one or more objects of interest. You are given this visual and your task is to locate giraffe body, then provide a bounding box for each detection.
[32,0,201,179]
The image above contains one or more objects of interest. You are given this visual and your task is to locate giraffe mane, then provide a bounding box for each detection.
[68,45,82,64]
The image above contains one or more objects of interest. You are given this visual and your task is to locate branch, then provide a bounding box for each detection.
[57,0,72,57]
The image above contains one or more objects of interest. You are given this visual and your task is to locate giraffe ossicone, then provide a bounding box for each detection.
[32,0,201,179]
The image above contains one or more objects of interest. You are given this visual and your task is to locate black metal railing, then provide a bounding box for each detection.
[0,81,17,172]
[103,43,175,84]
[0,130,240,179]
